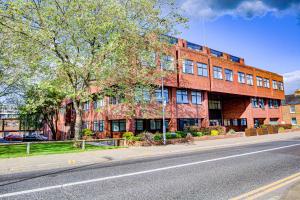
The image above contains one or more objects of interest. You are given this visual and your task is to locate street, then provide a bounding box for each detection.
[0,138,300,199]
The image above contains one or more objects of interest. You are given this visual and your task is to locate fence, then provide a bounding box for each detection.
[0,138,127,156]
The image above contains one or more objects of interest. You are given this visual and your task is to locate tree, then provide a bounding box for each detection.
[0,0,187,141]
[19,81,65,140]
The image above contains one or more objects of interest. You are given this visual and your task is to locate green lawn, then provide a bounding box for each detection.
[0,142,122,159]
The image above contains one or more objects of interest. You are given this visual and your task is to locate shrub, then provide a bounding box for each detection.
[278,127,285,132]
[132,136,142,141]
[176,131,187,138]
[211,130,219,136]
[260,124,267,128]
[153,133,162,141]
[192,132,203,137]
[122,132,134,140]
[184,126,201,133]
[138,132,154,143]
[166,132,181,139]
[82,129,93,137]
[227,129,236,135]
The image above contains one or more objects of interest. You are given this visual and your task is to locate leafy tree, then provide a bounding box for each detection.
[0,0,186,141]
[19,81,65,140]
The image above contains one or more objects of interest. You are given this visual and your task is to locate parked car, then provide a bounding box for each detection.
[4,134,23,141]
[23,134,48,142]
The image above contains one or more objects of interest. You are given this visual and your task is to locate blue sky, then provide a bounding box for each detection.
[176,0,300,94]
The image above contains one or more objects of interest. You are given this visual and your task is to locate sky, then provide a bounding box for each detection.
[176,0,300,94]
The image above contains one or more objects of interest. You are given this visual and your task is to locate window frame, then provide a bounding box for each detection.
[256,76,263,87]
[238,72,246,84]
[191,91,202,105]
[225,69,233,82]
[213,66,223,80]
[183,59,194,74]
[197,62,208,77]
[111,120,126,132]
[176,89,189,104]
[246,74,254,85]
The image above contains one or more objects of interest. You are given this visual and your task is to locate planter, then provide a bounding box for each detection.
[245,128,257,137]
[267,126,278,134]
[257,128,268,135]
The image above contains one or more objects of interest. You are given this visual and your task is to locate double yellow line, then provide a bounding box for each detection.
[231,172,300,200]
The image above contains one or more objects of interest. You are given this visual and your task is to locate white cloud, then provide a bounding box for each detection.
[180,0,300,20]
[283,70,300,94]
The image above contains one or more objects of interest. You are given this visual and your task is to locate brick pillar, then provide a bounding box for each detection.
[126,118,135,133]
[170,87,177,131]
[202,91,210,127]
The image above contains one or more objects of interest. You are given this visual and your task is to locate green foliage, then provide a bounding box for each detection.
[154,133,163,141]
[82,129,93,137]
[166,132,182,139]
[227,129,236,135]
[175,131,187,138]
[122,132,134,140]
[278,127,285,132]
[260,124,267,128]
[210,130,219,136]
[132,136,142,141]
[192,132,203,137]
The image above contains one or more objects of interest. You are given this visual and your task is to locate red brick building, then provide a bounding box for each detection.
[55,37,285,139]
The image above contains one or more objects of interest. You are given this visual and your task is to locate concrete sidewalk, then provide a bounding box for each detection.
[1,132,300,176]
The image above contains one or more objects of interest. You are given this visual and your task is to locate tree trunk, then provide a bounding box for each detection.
[73,100,83,141]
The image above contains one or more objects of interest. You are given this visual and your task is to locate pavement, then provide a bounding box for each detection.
[0,132,300,199]
[1,132,300,176]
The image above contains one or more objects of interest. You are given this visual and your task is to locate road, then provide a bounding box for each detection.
[1,138,300,200]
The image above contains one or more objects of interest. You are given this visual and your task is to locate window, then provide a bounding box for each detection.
[187,42,203,51]
[258,98,265,108]
[241,118,247,126]
[197,63,208,77]
[224,119,231,126]
[93,120,104,132]
[94,98,105,109]
[272,80,278,89]
[155,88,169,103]
[177,90,188,104]
[268,99,274,108]
[225,69,233,82]
[263,78,270,88]
[112,120,126,132]
[230,56,240,63]
[135,88,151,103]
[210,49,223,57]
[83,101,90,111]
[191,91,202,105]
[178,119,199,131]
[252,98,258,108]
[160,55,174,70]
[246,74,254,85]
[233,119,238,126]
[278,82,284,90]
[256,76,263,87]
[109,97,118,105]
[140,51,156,67]
[274,100,279,108]
[290,105,296,113]
[213,66,223,79]
[150,120,162,130]
[183,59,194,74]
[82,121,89,129]
[238,72,245,83]
[209,100,221,110]
[136,120,144,131]
[291,118,297,125]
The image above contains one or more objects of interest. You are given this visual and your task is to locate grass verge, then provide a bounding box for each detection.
[0,142,123,159]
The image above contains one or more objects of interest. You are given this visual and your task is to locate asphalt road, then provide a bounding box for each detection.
[1,138,300,200]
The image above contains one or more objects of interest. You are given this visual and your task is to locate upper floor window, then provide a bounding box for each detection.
[278,82,284,91]
[83,101,90,111]
[230,56,240,63]
[252,98,258,108]
[258,98,265,108]
[272,80,278,89]
[93,120,104,132]
[140,51,156,67]
[109,97,119,105]
[263,78,270,88]
[238,72,245,83]
[246,74,253,85]
[256,76,263,87]
[213,66,223,80]
[290,105,296,113]
[197,62,208,77]
[209,100,221,110]
[160,55,174,71]
[225,69,233,82]
[274,100,279,108]
[155,88,169,103]
[135,88,151,103]
[94,98,105,109]
[210,49,223,57]
[191,91,202,105]
[187,42,203,52]
[183,59,194,74]
[268,99,274,108]
[176,90,188,104]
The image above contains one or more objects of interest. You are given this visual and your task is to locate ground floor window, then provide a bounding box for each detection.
[135,119,169,132]
[93,120,104,132]
[111,120,126,132]
[136,120,144,131]
[223,118,247,126]
[150,119,162,131]
[178,118,200,131]
[269,118,279,125]
[82,121,89,129]
[291,118,297,125]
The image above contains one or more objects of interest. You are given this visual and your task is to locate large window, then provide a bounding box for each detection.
[197,62,208,77]
[150,120,162,131]
[278,82,284,90]
[263,78,270,88]
[183,59,194,74]
[112,120,126,132]
[256,76,263,87]
[213,66,223,79]
[272,80,278,89]
[291,118,297,125]
[290,105,296,113]
[177,90,189,104]
[246,74,254,85]
[155,88,169,103]
[225,69,233,82]
[191,91,202,105]
[160,55,174,71]
[238,72,245,83]
[178,119,199,131]
[209,100,221,110]
[93,120,104,132]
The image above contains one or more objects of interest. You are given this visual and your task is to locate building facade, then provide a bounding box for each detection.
[282,90,300,126]
[56,37,285,139]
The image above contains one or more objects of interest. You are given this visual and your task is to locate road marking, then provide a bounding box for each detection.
[1,143,300,198]
[231,172,300,200]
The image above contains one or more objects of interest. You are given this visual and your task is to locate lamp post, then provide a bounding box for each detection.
[160,62,166,145]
